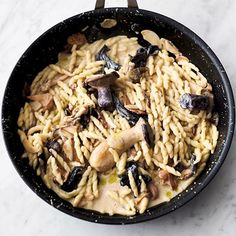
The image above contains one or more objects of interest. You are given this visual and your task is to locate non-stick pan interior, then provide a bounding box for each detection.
[2,8,235,224]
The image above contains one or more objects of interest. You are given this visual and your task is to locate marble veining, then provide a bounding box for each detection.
[0,0,236,235]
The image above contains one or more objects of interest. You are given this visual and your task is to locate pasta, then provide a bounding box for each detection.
[17,27,219,216]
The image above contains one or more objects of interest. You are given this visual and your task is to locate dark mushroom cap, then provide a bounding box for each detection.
[85,72,119,109]
[95,45,121,70]
[61,166,85,192]
[179,93,209,110]
[141,122,154,148]
[85,71,119,88]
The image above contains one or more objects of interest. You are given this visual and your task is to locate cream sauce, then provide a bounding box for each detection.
[84,171,197,216]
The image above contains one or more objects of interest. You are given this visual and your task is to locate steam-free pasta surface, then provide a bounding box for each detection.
[17,29,219,216]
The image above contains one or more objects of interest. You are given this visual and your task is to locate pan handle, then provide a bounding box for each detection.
[95,0,138,9]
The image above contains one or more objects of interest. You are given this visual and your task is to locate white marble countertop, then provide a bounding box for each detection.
[0,0,236,235]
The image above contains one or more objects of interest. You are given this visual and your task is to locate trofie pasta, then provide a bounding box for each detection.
[17,27,219,216]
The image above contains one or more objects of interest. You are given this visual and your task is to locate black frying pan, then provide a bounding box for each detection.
[2,0,235,224]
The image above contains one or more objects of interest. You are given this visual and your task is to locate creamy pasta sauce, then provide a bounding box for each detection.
[84,171,197,215]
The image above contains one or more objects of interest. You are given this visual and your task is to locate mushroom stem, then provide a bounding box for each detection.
[89,118,150,172]
[97,87,113,108]
[85,71,119,109]
[107,118,145,152]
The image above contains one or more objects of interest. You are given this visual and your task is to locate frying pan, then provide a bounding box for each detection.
[2,0,235,224]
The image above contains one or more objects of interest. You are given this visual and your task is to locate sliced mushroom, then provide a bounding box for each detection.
[141,30,161,48]
[85,71,119,109]
[180,154,197,180]
[18,129,39,153]
[40,74,69,93]
[120,161,139,190]
[89,117,153,172]
[27,93,53,111]
[79,113,91,129]
[30,101,42,111]
[61,166,85,192]
[65,105,89,125]
[61,126,77,138]
[131,45,159,68]
[45,140,62,153]
[96,45,121,70]
[131,48,148,68]
[97,111,109,129]
[113,95,144,126]
[161,38,179,54]
[129,67,149,83]
[174,162,186,173]
[100,19,117,28]
[147,181,159,200]
[67,32,87,47]
[63,138,74,161]
[125,105,147,115]
[158,170,178,190]
[53,125,77,141]
[181,169,193,180]
[121,95,131,106]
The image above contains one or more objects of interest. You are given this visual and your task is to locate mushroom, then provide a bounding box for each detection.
[53,125,77,141]
[18,129,39,153]
[65,105,89,125]
[141,30,161,48]
[96,45,121,70]
[131,45,159,68]
[113,94,144,126]
[61,126,77,137]
[201,83,214,111]
[67,32,87,47]
[158,170,178,190]
[125,105,147,115]
[120,95,131,106]
[61,166,85,192]
[100,19,117,28]
[129,67,149,83]
[147,181,159,200]
[89,117,153,172]
[180,154,197,180]
[27,93,53,111]
[161,38,179,55]
[179,93,210,111]
[97,111,109,129]
[119,162,152,195]
[30,101,42,111]
[45,140,62,153]
[181,169,194,180]
[40,74,68,93]
[85,71,119,109]
[62,138,74,161]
